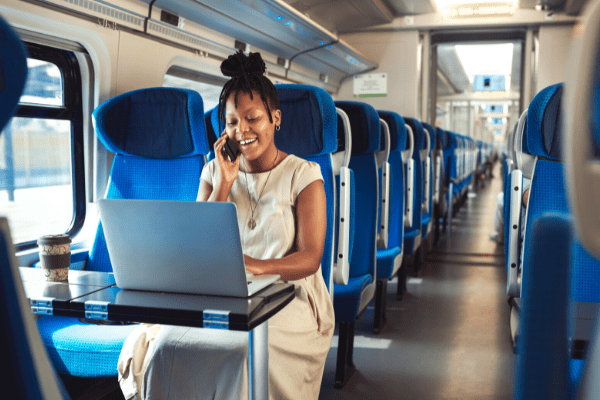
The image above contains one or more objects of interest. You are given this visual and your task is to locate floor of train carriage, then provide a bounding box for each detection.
[319,163,513,400]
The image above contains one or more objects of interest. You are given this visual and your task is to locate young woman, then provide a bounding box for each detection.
[117,50,335,400]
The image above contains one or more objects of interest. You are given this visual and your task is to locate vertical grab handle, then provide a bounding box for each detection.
[334,167,351,285]
[403,124,414,228]
[377,118,391,249]
[507,169,523,297]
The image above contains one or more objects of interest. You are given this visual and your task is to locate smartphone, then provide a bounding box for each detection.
[222,137,240,162]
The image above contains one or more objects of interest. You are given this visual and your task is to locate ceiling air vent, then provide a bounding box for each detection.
[37,0,145,31]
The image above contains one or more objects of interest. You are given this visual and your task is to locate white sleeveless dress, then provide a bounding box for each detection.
[117,154,335,400]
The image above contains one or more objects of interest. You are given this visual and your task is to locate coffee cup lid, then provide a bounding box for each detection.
[37,234,71,246]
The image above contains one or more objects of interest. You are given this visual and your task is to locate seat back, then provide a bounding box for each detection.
[0,15,70,399]
[88,88,209,272]
[274,84,339,292]
[335,101,380,280]
[403,118,425,239]
[422,123,436,217]
[378,110,407,256]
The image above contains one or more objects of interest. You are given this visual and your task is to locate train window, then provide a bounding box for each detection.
[163,67,226,112]
[0,43,85,248]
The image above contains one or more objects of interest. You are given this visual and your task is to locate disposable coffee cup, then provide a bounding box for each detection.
[37,234,71,281]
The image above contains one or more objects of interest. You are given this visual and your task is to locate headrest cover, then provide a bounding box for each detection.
[527,83,563,160]
[377,110,406,152]
[275,84,337,157]
[437,128,448,149]
[93,88,209,158]
[335,101,381,154]
[404,118,426,151]
[0,16,28,132]
[422,123,437,150]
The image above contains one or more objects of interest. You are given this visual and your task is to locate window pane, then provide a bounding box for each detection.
[163,74,222,112]
[20,59,63,106]
[0,117,73,244]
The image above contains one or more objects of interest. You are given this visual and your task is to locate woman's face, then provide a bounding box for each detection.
[225,91,281,164]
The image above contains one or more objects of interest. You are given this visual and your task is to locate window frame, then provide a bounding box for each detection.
[10,42,86,251]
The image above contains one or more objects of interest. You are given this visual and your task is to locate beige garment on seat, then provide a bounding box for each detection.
[117,155,335,400]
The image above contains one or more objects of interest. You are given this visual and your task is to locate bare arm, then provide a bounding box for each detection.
[244,180,327,281]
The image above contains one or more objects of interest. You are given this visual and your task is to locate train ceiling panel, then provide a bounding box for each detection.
[139,0,376,82]
[437,45,470,93]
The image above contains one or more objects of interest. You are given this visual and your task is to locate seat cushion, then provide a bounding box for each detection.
[376,246,402,280]
[421,216,431,238]
[404,228,421,255]
[37,317,138,378]
[334,274,373,323]
[569,358,585,399]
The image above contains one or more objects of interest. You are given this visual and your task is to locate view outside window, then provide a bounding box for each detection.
[163,73,222,113]
[0,59,74,244]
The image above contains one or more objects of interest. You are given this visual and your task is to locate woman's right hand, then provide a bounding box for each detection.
[214,131,240,186]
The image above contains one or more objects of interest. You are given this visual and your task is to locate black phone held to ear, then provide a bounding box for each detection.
[222,137,240,162]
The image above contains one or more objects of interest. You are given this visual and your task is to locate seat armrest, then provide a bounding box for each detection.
[334,167,352,285]
[507,169,523,297]
[377,162,390,249]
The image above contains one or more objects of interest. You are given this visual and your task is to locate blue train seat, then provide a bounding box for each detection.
[421,123,436,243]
[403,118,425,276]
[373,110,406,333]
[333,100,379,387]
[514,83,597,393]
[35,87,210,378]
[274,84,345,295]
[0,14,70,399]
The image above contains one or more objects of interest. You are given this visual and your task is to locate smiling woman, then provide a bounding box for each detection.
[118,50,335,400]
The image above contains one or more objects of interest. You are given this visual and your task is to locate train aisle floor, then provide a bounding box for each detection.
[320,164,514,400]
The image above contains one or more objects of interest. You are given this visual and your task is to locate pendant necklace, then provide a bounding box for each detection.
[243,148,279,230]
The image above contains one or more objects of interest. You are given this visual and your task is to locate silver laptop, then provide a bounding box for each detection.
[97,199,280,297]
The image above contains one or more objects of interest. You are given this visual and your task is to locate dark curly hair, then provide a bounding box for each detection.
[217,50,280,130]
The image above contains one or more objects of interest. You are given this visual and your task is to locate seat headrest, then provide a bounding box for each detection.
[377,110,406,152]
[422,123,437,150]
[335,101,381,154]
[527,83,563,160]
[0,16,28,133]
[404,118,426,151]
[93,88,209,158]
[275,84,337,157]
[437,127,448,149]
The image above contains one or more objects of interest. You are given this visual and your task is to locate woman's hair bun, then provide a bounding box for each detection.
[221,50,266,78]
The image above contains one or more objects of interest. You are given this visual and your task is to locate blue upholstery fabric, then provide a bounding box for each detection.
[521,160,568,299]
[377,111,407,152]
[404,118,424,255]
[335,101,381,154]
[307,154,335,289]
[275,85,339,291]
[376,111,405,280]
[0,220,69,400]
[334,101,379,324]
[87,157,204,272]
[571,241,600,303]
[569,358,585,399]
[333,274,373,323]
[345,153,378,277]
[40,88,209,378]
[422,123,436,238]
[37,317,138,377]
[0,16,27,132]
[275,84,337,157]
[515,213,571,400]
[526,83,563,160]
[93,88,208,158]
